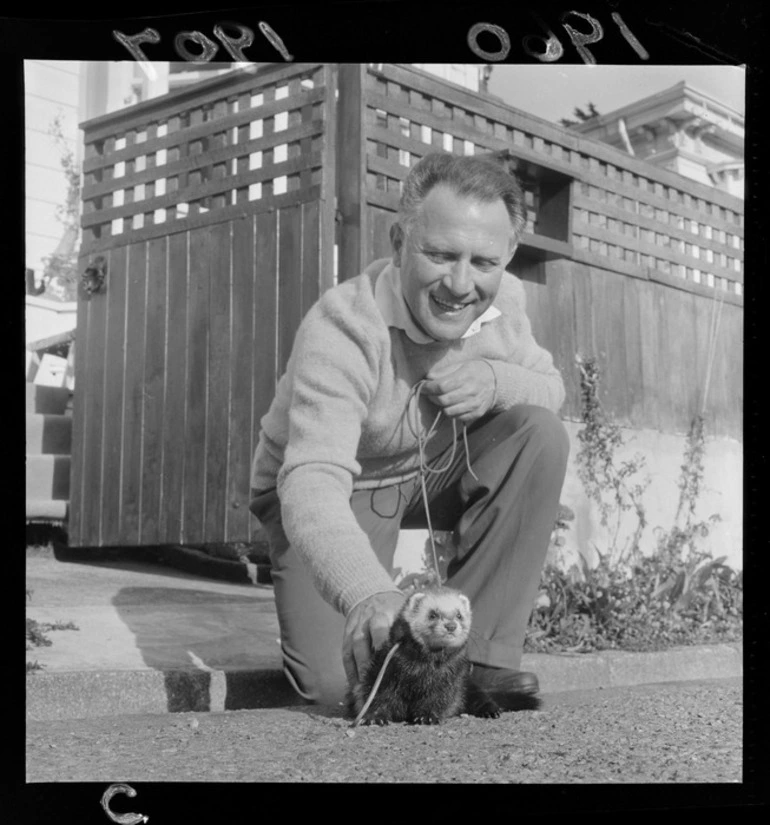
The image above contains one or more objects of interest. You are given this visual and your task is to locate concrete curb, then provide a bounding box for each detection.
[26,642,743,722]
[521,642,743,694]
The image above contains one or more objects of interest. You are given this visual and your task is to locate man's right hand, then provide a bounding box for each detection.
[342,591,406,689]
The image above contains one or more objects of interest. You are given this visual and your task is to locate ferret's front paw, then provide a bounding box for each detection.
[361,713,390,726]
[409,714,441,725]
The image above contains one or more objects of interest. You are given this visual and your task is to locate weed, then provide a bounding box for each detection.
[574,354,649,564]
[25,589,79,672]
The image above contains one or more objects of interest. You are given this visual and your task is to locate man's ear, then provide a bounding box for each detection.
[390,222,405,268]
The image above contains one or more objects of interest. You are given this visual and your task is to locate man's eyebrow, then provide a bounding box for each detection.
[421,243,456,255]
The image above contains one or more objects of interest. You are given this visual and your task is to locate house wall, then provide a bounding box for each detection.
[25,296,77,345]
[24,61,83,278]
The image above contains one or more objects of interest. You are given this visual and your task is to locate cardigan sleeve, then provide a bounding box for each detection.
[276,298,403,617]
[483,275,566,414]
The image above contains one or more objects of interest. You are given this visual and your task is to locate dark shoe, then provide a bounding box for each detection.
[469,665,541,711]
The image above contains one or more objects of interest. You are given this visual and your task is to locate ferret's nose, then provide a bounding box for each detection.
[444,621,457,633]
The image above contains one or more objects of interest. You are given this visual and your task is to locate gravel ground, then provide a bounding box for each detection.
[26,678,742,784]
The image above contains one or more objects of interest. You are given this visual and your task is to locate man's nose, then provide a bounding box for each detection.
[442,260,473,296]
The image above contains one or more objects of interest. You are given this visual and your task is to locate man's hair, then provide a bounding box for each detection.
[397,151,527,240]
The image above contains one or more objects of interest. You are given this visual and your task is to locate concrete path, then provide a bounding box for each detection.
[25,549,743,722]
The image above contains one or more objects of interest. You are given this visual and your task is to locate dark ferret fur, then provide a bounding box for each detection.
[347,587,538,726]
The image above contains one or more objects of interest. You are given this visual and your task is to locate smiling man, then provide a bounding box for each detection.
[250,152,569,711]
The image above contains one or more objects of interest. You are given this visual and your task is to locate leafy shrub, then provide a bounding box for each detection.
[525,541,742,653]
[526,355,742,653]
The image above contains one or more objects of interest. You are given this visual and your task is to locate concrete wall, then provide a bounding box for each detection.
[557,421,742,571]
[394,421,743,581]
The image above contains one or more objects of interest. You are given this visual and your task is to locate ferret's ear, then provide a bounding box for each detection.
[407,592,425,614]
[458,594,471,615]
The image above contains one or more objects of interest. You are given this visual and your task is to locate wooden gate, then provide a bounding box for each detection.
[69,64,336,548]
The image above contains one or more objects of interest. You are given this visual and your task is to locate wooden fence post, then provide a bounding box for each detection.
[336,64,367,280]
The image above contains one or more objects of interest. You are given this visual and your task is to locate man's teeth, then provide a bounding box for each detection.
[433,296,469,311]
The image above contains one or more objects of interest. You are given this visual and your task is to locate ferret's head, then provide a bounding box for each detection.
[400,587,472,652]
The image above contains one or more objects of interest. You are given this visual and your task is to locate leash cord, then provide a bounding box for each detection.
[349,641,402,729]
[406,379,479,584]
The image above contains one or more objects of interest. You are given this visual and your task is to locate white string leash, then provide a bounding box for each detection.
[348,641,403,730]
[405,379,479,583]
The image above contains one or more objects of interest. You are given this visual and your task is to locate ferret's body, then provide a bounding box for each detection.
[347,587,500,725]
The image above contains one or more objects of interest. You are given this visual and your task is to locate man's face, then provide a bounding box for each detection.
[392,184,516,343]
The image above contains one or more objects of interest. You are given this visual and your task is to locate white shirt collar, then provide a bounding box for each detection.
[372,261,501,344]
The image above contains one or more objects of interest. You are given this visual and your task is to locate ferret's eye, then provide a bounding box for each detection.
[428,610,440,620]
[455,611,463,620]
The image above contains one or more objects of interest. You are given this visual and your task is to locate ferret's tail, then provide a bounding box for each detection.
[499,693,542,712]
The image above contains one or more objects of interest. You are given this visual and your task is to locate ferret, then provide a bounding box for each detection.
[347,587,504,725]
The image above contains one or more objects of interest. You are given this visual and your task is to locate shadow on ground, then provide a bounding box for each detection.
[112,586,303,713]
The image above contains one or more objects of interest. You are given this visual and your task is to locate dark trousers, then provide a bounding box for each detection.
[250,405,569,707]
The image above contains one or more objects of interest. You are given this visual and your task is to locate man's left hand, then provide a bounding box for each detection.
[421,360,496,425]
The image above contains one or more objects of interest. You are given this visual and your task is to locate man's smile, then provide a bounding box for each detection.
[430,293,475,313]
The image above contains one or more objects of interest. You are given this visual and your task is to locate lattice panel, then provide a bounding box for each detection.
[81,64,331,252]
[361,64,743,302]
[571,174,743,298]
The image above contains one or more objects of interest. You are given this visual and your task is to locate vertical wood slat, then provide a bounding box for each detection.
[592,268,628,425]
[544,259,579,422]
[691,288,712,428]
[204,222,232,542]
[337,64,367,280]
[252,210,279,517]
[301,199,321,317]
[318,65,338,295]
[655,287,677,433]
[572,262,595,367]
[726,306,743,438]
[159,232,189,541]
[622,275,645,429]
[226,215,256,541]
[120,241,148,542]
[712,302,740,438]
[637,278,660,432]
[183,227,212,541]
[100,245,128,546]
[672,290,699,429]
[250,210,279,539]
[277,205,304,377]
[67,255,92,545]
[80,254,109,546]
[139,236,168,544]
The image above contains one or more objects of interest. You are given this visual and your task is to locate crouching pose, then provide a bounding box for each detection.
[249,151,570,715]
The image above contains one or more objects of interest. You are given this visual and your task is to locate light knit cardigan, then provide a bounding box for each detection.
[251,259,565,616]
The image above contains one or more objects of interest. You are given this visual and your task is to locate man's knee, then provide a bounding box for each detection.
[498,405,570,459]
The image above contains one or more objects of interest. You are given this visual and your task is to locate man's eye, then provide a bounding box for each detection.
[426,251,450,262]
[474,260,498,271]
